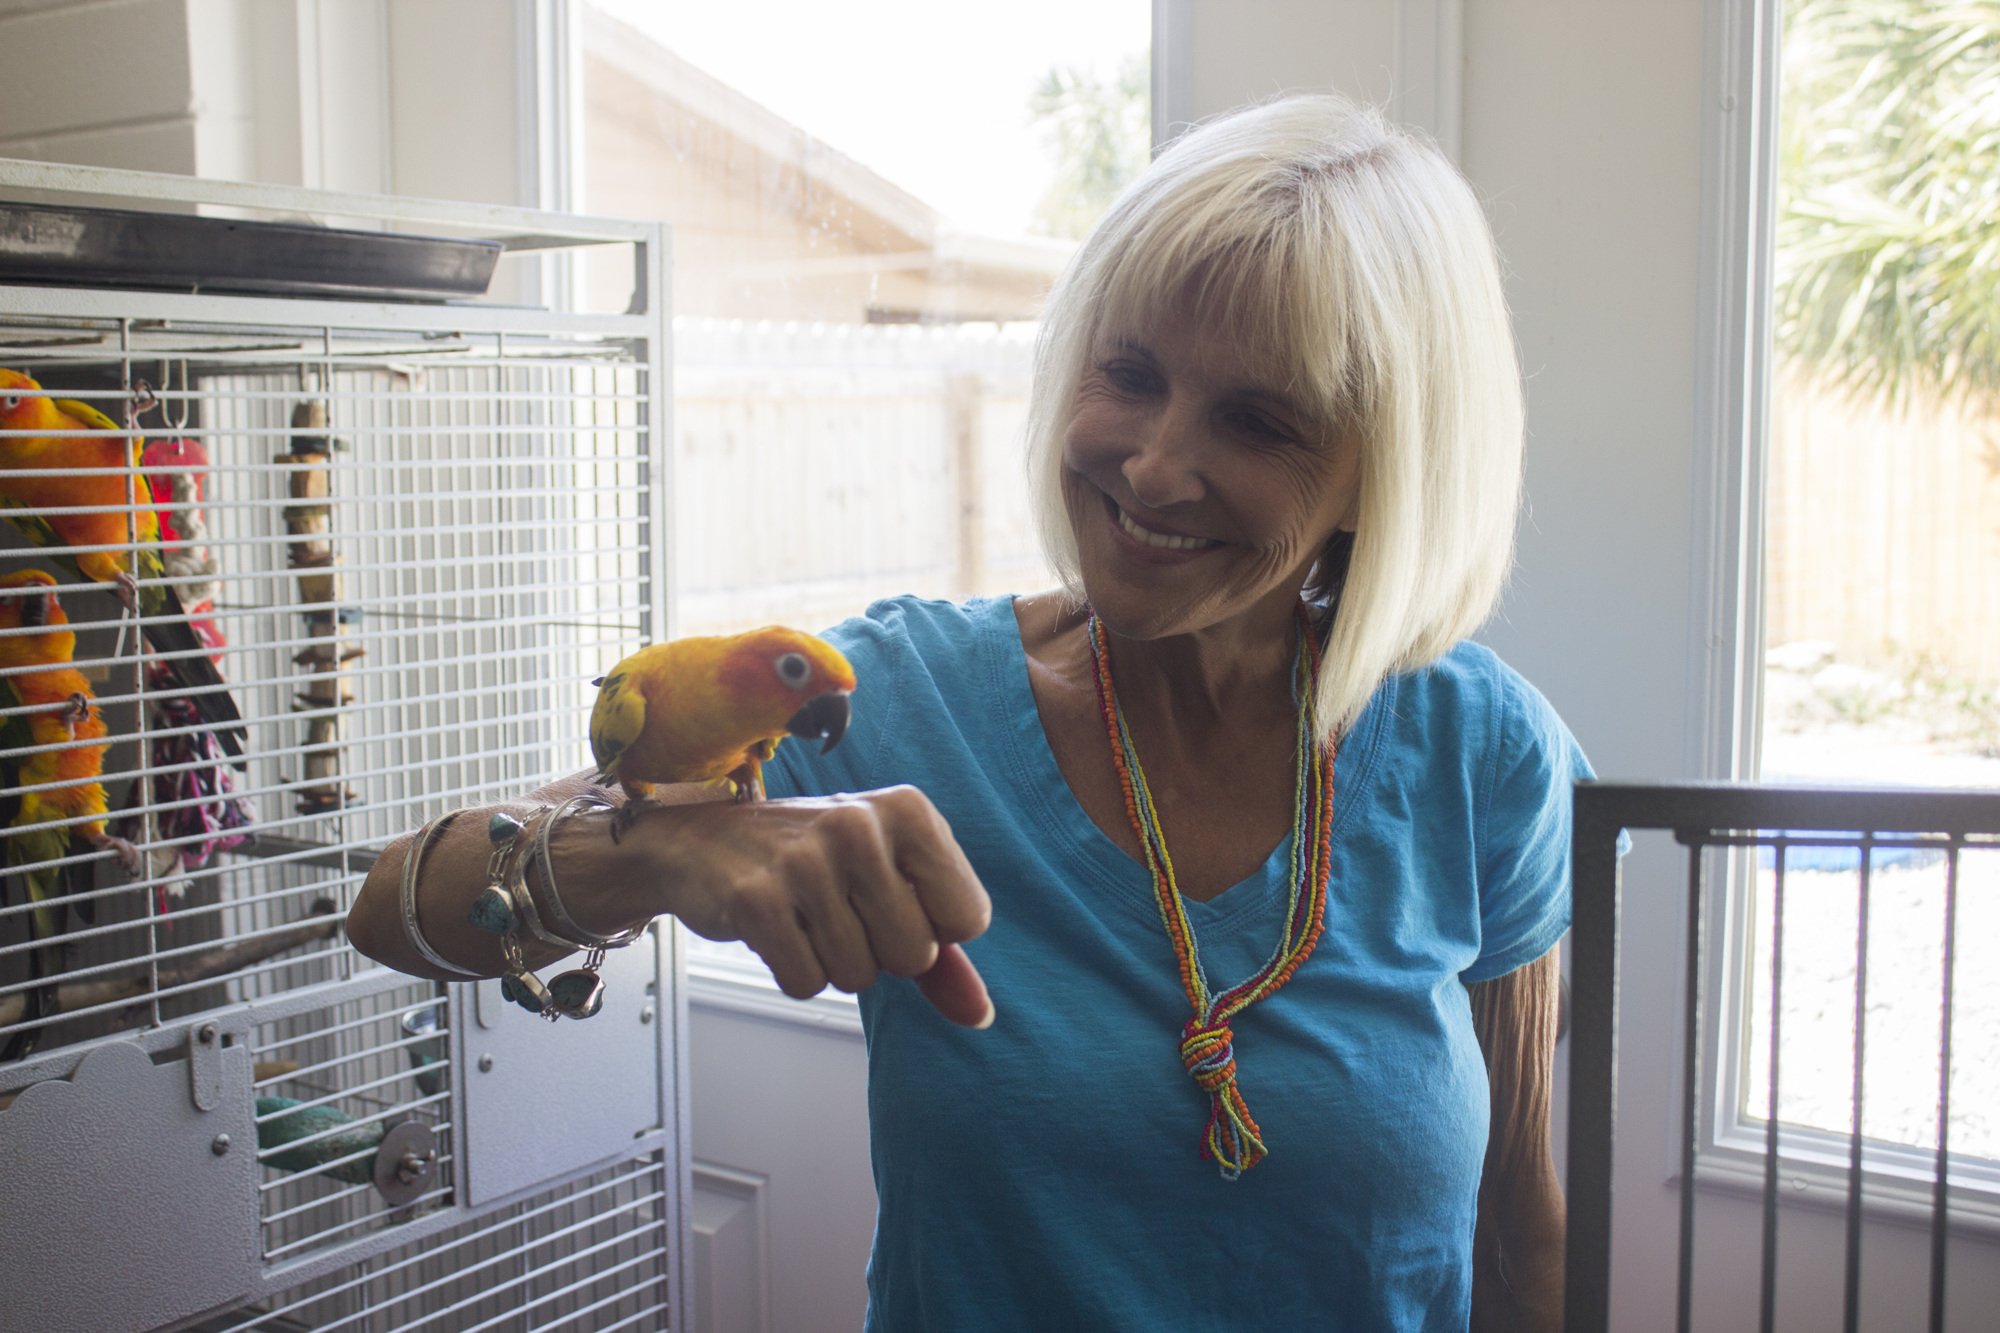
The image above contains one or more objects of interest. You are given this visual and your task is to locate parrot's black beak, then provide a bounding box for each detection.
[786,689,851,754]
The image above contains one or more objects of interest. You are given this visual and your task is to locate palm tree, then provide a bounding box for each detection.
[1028,56,1150,240]
[1778,0,2000,406]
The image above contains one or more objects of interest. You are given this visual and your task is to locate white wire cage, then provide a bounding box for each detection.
[0,162,688,1333]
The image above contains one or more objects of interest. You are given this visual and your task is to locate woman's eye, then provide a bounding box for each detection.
[1103,363,1158,394]
[774,651,811,689]
[1229,410,1291,442]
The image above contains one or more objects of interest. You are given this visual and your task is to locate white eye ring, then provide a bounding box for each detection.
[2,397,17,409]
[774,651,811,689]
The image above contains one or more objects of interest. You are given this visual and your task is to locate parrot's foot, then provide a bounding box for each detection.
[726,763,766,804]
[113,570,140,614]
[61,692,88,740]
[609,800,641,845]
[89,831,144,877]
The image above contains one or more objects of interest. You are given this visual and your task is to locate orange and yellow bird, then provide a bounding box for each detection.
[590,627,856,839]
[0,369,245,761]
[0,570,140,1059]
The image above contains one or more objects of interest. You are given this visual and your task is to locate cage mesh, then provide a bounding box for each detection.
[0,296,672,1331]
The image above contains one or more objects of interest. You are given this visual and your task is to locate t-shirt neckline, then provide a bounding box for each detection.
[980,594,1387,938]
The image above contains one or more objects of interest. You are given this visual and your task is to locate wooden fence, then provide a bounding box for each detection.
[677,335,2000,689]
[672,320,1051,637]
[1765,370,2000,683]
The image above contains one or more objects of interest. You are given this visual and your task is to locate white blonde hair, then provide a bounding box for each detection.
[1025,94,1524,743]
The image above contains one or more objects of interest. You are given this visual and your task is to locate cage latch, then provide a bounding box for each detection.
[188,1021,224,1112]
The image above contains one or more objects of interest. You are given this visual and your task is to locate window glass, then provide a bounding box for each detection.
[579,1,1150,978]
[582,0,1150,636]
[1753,0,1996,1158]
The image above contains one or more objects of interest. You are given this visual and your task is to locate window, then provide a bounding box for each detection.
[577,0,1151,991]
[1713,0,2000,1216]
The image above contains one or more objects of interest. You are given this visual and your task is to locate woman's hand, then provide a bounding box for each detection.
[620,785,995,1027]
[348,779,995,1028]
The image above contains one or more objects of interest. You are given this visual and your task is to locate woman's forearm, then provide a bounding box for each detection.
[344,776,996,1023]
[1468,945,1565,1333]
[345,773,722,981]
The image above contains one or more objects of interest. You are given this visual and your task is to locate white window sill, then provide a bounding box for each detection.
[1694,1122,2000,1238]
[685,948,864,1036]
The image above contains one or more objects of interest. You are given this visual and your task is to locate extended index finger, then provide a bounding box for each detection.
[871,786,991,944]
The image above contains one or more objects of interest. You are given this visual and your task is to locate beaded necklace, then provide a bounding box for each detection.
[1086,603,1335,1179]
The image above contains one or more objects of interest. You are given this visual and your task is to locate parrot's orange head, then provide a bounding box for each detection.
[0,570,72,662]
[0,369,51,431]
[719,626,858,754]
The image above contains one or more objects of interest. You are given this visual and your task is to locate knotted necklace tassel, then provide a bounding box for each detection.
[1088,604,1337,1180]
[1181,1016,1266,1177]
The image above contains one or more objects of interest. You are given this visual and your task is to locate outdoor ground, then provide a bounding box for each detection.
[1751,646,1997,1160]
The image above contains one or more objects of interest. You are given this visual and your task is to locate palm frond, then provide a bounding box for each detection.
[1777,0,2000,407]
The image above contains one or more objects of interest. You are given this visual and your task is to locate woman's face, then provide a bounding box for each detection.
[1061,305,1361,643]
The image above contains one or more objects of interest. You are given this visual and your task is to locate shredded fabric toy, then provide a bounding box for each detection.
[119,658,255,917]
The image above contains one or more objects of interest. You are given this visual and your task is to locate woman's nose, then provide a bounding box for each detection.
[1121,400,1206,509]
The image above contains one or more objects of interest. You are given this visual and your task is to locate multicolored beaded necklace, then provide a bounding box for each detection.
[1087,602,1335,1180]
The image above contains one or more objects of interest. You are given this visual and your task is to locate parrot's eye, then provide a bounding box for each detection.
[774,651,811,690]
[2,396,17,410]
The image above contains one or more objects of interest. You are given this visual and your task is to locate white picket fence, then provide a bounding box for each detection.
[672,319,1053,637]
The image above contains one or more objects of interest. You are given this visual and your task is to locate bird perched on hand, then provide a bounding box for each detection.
[591,626,856,840]
[0,370,245,762]
[0,570,141,1060]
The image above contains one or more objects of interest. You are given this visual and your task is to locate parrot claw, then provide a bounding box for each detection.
[89,832,144,877]
[609,801,639,845]
[725,763,765,804]
[113,570,140,614]
[60,692,89,740]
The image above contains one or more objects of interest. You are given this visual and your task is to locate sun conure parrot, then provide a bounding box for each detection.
[590,626,856,840]
[0,569,141,1060]
[0,370,245,762]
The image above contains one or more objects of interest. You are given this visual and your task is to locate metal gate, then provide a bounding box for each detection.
[1566,781,1999,1333]
[0,161,688,1333]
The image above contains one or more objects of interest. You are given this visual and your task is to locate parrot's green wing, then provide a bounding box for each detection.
[0,497,84,582]
[590,667,647,782]
[0,679,76,939]
[0,674,34,757]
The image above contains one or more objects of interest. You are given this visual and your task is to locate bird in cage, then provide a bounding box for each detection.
[590,626,856,840]
[0,370,246,763]
[0,570,142,1060]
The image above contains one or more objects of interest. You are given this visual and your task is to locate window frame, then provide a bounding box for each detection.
[1691,0,2000,1232]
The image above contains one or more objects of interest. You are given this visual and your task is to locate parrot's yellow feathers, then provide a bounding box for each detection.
[52,399,121,433]
[590,666,648,782]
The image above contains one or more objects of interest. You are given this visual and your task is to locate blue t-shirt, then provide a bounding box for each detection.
[763,595,1591,1333]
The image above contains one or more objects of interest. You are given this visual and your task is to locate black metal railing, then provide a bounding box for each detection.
[1565,781,2000,1333]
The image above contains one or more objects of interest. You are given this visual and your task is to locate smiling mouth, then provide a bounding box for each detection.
[1113,500,1219,552]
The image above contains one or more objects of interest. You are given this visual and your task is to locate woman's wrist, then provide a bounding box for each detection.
[534,797,689,940]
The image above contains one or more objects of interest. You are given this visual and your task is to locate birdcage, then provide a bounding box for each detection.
[0,160,688,1333]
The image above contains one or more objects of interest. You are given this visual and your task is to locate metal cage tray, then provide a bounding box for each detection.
[0,202,501,301]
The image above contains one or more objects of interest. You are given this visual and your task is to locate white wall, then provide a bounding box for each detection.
[0,0,200,174]
[0,0,574,311]
[0,0,559,203]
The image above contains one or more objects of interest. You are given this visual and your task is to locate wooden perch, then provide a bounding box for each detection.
[285,402,358,813]
[0,898,342,1029]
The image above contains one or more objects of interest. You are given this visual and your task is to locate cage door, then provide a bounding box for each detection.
[457,924,665,1206]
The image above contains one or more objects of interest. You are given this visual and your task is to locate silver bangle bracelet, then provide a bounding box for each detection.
[399,808,484,978]
[531,793,648,950]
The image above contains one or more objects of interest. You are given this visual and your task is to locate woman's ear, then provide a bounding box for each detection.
[1305,530,1358,607]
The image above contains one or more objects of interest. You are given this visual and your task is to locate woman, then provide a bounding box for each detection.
[351,94,1585,1332]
